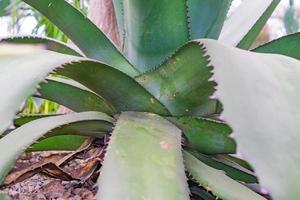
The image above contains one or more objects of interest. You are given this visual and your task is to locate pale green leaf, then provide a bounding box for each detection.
[184,151,265,200]
[219,0,280,49]
[202,38,300,199]
[97,112,190,200]
[0,111,113,184]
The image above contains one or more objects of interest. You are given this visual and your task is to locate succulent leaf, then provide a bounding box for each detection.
[184,151,265,200]
[168,116,236,154]
[136,42,216,116]
[38,77,116,115]
[97,112,190,200]
[122,0,189,71]
[1,36,82,56]
[22,0,138,77]
[254,32,300,60]
[219,0,280,49]
[202,38,300,199]
[186,0,232,39]
[0,111,112,184]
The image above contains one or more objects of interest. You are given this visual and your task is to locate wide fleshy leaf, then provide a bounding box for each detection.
[0,46,168,134]
[122,0,189,71]
[219,0,280,49]
[14,114,61,127]
[136,42,216,116]
[168,117,236,154]
[0,111,112,184]
[184,151,265,200]
[37,77,116,115]
[187,0,232,39]
[202,38,300,199]
[0,192,10,200]
[0,45,82,134]
[55,61,169,115]
[29,135,88,151]
[22,0,138,77]
[14,114,112,151]
[1,36,82,56]
[254,32,300,60]
[14,113,112,138]
[97,112,190,200]
[189,151,257,183]
[112,0,125,45]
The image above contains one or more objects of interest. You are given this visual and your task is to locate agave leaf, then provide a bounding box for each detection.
[22,0,138,77]
[1,36,82,56]
[14,114,61,127]
[187,0,232,39]
[168,116,236,154]
[56,61,169,115]
[0,192,10,200]
[0,46,168,134]
[29,135,88,151]
[0,45,82,134]
[219,0,280,49]
[14,114,112,151]
[184,151,265,200]
[190,187,215,200]
[122,0,189,71]
[221,155,254,171]
[37,77,116,115]
[202,38,300,199]
[112,0,125,45]
[136,42,216,116]
[97,112,190,200]
[254,32,300,60]
[189,151,257,183]
[0,111,112,184]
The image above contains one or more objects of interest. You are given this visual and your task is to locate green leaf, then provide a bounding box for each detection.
[22,0,138,77]
[253,32,300,60]
[0,192,10,200]
[29,135,87,151]
[202,38,300,199]
[112,0,125,45]
[219,0,280,49]
[0,111,112,184]
[0,45,81,134]
[14,114,112,151]
[284,7,299,34]
[187,0,232,39]
[14,114,113,137]
[14,114,61,127]
[1,36,82,56]
[136,42,216,116]
[184,151,265,200]
[0,0,9,17]
[37,77,116,115]
[189,151,258,183]
[168,116,236,154]
[0,46,168,134]
[56,61,170,115]
[122,0,189,71]
[97,112,190,200]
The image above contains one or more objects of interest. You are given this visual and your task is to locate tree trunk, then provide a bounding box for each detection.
[87,0,121,49]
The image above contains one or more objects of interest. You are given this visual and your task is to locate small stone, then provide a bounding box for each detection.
[32,192,46,200]
[73,188,94,200]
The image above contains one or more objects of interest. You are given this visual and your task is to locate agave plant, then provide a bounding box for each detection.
[1,0,300,199]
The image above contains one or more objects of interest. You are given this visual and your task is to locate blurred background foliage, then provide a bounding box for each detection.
[0,0,88,114]
[0,0,299,114]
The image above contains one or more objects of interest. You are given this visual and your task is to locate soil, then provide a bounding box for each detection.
[0,137,108,200]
